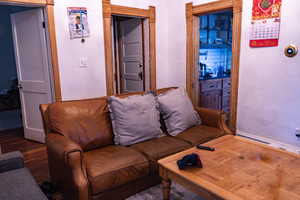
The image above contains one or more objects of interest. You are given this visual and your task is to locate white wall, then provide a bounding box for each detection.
[54,0,107,100]
[237,0,300,147]
[53,0,300,147]
[166,0,300,147]
[54,0,169,101]
[168,0,216,88]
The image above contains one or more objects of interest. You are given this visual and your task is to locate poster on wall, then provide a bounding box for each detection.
[68,7,90,39]
[249,0,282,47]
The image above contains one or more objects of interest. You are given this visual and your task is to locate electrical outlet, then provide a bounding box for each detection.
[295,128,300,138]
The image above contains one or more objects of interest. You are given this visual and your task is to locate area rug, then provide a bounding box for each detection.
[127,183,204,200]
[49,182,204,200]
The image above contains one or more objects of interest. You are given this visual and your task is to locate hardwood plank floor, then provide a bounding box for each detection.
[0,128,49,184]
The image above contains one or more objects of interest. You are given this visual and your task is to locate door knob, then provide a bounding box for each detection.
[18,84,23,89]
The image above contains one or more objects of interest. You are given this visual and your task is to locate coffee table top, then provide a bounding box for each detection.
[158,135,300,200]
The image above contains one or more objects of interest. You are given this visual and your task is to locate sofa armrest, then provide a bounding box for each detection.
[195,107,233,135]
[0,151,24,173]
[47,133,89,200]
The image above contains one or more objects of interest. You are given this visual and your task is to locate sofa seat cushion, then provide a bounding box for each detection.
[175,125,226,145]
[84,145,149,195]
[130,136,191,162]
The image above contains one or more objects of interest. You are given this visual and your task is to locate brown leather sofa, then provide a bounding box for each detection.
[40,88,232,200]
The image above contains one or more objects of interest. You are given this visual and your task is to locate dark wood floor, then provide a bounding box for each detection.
[0,128,49,184]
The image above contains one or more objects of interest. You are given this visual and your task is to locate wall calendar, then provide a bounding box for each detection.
[250,0,282,47]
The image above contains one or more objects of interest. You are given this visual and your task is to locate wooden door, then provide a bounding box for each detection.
[119,18,144,93]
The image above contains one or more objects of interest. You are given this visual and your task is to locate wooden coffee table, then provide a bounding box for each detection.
[158,135,300,200]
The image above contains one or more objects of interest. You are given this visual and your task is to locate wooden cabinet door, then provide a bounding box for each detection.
[201,79,222,92]
[200,90,222,110]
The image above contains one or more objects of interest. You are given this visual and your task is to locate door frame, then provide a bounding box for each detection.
[185,0,242,131]
[0,0,62,101]
[102,0,156,95]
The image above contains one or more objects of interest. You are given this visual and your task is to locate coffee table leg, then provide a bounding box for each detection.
[162,178,171,200]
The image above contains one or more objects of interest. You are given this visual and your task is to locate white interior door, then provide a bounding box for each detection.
[11,8,52,143]
[119,18,144,93]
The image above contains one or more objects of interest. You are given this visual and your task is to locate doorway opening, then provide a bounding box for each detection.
[102,0,156,96]
[112,16,150,94]
[185,1,242,131]
[0,5,55,143]
[198,10,233,121]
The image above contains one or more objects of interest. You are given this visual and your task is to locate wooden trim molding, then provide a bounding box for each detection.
[230,0,243,131]
[149,6,156,90]
[111,5,150,18]
[192,0,233,15]
[46,0,53,5]
[102,0,157,95]
[102,0,114,96]
[186,0,243,131]
[0,0,51,5]
[185,3,193,99]
[1,0,62,101]
[46,5,62,101]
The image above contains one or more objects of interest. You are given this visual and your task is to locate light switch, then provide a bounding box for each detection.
[80,57,88,68]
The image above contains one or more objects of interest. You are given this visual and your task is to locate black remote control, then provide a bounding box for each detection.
[196,145,215,151]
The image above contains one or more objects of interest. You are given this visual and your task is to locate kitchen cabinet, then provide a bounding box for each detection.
[200,90,222,110]
[199,77,231,115]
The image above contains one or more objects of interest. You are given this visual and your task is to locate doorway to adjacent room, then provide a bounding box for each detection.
[0,2,60,143]
[198,10,233,122]
[186,0,242,131]
[102,0,157,95]
[112,16,150,94]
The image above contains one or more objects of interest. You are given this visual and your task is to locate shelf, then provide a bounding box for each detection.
[200,28,230,32]
[199,43,231,49]
[199,75,230,81]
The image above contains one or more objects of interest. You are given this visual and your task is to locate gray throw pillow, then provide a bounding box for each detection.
[108,93,162,146]
[157,88,201,136]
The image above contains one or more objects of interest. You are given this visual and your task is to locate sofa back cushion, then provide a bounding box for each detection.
[157,88,202,136]
[108,93,162,146]
[47,97,114,151]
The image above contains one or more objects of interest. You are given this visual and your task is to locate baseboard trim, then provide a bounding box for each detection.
[237,130,300,155]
